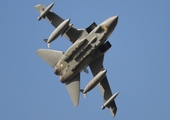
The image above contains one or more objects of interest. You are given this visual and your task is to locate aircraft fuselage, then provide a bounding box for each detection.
[54,16,118,83]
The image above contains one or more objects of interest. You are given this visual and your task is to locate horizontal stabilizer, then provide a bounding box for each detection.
[36,49,63,68]
[66,73,80,107]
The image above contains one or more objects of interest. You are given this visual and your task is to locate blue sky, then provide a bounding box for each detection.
[0,0,170,119]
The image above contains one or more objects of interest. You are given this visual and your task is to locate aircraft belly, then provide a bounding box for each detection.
[60,32,104,82]
[35,3,119,115]
[70,44,97,72]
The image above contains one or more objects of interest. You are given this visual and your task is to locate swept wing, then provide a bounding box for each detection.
[89,55,117,117]
[34,4,88,43]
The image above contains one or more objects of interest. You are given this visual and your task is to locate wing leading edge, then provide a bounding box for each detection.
[34,4,88,43]
[89,55,118,117]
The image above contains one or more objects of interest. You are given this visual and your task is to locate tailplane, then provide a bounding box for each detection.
[36,49,63,68]
[66,73,80,107]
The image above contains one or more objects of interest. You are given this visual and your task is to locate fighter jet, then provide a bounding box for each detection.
[35,2,119,117]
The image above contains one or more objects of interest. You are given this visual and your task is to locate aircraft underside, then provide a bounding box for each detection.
[35,2,119,118]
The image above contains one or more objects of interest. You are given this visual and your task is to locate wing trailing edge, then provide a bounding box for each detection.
[89,53,118,117]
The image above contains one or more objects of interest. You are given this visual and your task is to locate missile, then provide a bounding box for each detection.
[44,19,70,48]
[101,92,119,110]
[82,69,107,98]
[37,2,55,20]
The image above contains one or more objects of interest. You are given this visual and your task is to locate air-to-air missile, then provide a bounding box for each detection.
[44,19,70,48]
[101,92,119,110]
[81,69,107,98]
[37,2,55,20]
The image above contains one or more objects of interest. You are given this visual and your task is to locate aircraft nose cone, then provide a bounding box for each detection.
[101,16,118,32]
[106,16,118,29]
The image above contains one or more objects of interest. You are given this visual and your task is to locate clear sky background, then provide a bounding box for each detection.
[0,0,170,120]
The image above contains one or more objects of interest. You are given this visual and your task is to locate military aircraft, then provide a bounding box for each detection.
[35,2,119,117]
